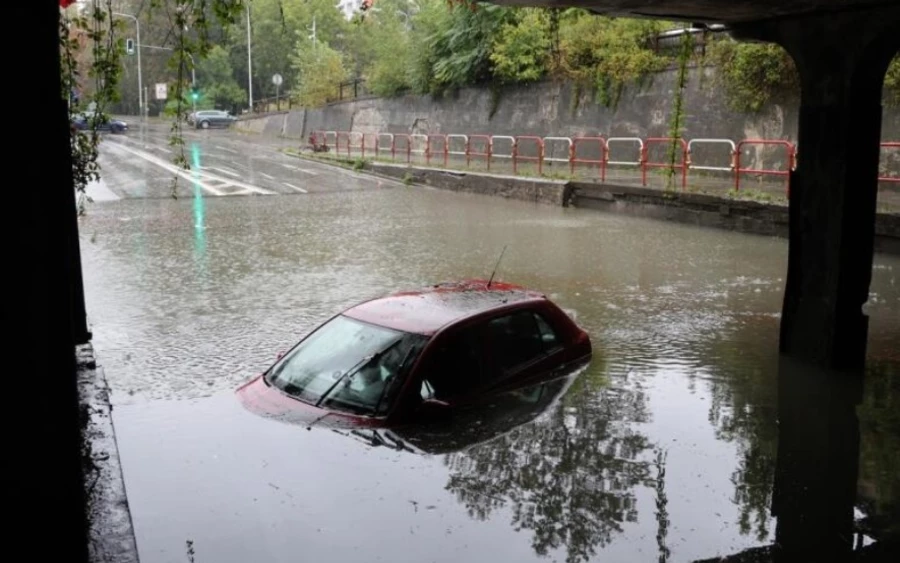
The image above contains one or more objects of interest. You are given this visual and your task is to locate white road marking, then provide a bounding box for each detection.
[83,176,119,201]
[281,163,299,170]
[296,168,317,175]
[109,142,223,196]
[215,145,239,154]
[260,172,275,180]
[283,182,308,193]
[155,146,173,154]
[210,166,240,177]
[107,140,275,196]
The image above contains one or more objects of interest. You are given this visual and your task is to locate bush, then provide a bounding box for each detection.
[490,9,552,83]
[708,38,798,113]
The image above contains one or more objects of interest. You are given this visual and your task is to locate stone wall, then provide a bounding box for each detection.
[237,66,900,175]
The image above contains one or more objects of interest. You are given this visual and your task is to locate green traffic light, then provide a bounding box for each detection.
[191,92,199,101]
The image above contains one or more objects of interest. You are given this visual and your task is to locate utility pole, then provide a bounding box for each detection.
[246,2,253,112]
[113,12,142,119]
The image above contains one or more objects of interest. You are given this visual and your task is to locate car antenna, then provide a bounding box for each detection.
[487,245,508,289]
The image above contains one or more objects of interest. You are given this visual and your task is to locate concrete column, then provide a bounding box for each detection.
[733,7,899,370]
[771,358,861,560]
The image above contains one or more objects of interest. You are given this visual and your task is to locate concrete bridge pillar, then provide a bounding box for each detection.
[733,7,899,371]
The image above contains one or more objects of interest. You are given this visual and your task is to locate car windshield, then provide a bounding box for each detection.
[265,315,427,416]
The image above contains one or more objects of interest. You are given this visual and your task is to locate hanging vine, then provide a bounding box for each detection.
[61,0,244,204]
[62,0,123,214]
[665,27,692,191]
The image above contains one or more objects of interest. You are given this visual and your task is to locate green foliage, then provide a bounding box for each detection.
[665,28,692,190]
[885,55,900,107]
[290,40,347,107]
[427,3,512,93]
[358,3,414,97]
[708,38,798,113]
[559,13,669,106]
[406,0,452,94]
[198,45,247,109]
[490,9,552,83]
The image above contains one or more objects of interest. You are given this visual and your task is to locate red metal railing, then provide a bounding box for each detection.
[735,139,796,194]
[375,133,394,160]
[427,134,448,167]
[571,137,606,181]
[467,135,492,170]
[544,137,574,175]
[642,137,688,189]
[605,137,644,181]
[491,136,515,171]
[311,129,896,196]
[336,131,352,156]
[514,136,544,175]
[394,134,412,163]
[880,142,899,183]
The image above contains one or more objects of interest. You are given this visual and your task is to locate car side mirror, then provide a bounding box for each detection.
[276,350,286,360]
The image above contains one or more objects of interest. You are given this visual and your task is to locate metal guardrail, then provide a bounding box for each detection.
[307,129,897,196]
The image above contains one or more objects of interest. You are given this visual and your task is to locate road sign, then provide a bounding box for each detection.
[272,73,283,87]
[155,83,168,100]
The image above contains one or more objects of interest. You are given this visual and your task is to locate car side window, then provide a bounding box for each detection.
[486,311,545,376]
[419,328,484,401]
[533,313,559,349]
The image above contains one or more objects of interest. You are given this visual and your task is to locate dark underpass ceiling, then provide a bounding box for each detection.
[486,0,896,24]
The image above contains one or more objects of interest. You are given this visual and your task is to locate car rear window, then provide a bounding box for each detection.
[486,311,545,374]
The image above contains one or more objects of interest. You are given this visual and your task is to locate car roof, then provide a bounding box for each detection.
[342,280,547,336]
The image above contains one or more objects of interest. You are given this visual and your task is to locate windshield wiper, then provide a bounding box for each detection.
[372,343,417,415]
[315,339,403,408]
[314,355,373,408]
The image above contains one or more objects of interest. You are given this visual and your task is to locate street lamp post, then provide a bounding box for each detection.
[113,12,143,119]
[246,3,253,112]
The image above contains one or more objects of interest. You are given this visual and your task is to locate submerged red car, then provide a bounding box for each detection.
[238,280,591,427]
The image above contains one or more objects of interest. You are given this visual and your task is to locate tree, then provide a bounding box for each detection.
[490,8,552,83]
[428,3,512,92]
[198,45,246,110]
[290,39,347,107]
[559,13,668,106]
[356,0,415,96]
[707,38,799,113]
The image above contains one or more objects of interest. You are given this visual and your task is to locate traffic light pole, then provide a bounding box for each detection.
[113,12,142,120]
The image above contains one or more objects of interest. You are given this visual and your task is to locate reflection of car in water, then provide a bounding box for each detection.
[237,280,592,438]
[72,111,128,133]
[351,370,584,454]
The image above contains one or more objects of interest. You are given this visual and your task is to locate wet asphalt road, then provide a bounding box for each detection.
[89,121,401,200]
[81,122,900,563]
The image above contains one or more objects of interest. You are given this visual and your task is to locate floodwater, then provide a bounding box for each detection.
[81,179,899,562]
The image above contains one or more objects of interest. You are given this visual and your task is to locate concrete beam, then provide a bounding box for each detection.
[488,0,894,24]
[729,6,899,370]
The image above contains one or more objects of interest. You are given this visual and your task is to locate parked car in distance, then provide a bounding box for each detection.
[237,280,592,429]
[72,111,128,134]
[192,109,237,129]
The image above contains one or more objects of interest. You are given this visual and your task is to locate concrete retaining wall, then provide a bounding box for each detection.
[367,161,569,206]
[570,182,899,254]
[239,66,900,174]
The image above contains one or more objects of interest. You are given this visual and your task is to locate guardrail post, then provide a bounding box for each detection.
[512,139,519,175]
[641,145,648,186]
